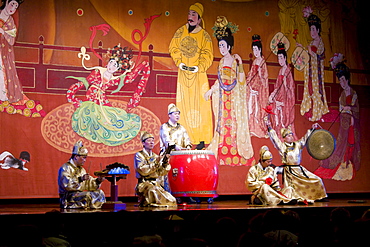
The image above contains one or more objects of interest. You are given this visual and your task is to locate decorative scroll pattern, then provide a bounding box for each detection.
[41,100,161,157]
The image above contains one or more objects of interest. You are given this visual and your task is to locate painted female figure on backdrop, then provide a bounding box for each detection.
[297,6,329,122]
[66,44,150,146]
[246,34,269,138]
[205,16,254,166]
[0,0,45,117]
[268,42,295,139]
[314,54,360,181]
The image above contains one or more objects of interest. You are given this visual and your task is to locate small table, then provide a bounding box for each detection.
[95,172,128,210]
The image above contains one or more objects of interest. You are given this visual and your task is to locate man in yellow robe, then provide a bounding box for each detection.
[169,2,214,145]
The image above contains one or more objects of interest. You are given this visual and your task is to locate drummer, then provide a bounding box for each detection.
[159,103,192,154]
[266,121,327,204]
[247,145,296,205]
[160,103,202,204]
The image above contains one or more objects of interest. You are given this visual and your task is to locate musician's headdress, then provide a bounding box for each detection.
[277,42,286,52]
[140,131,154,142]
[281,127,293,138]
[72,141,88,156]
[168,103,180,114]
[259,146,273,161]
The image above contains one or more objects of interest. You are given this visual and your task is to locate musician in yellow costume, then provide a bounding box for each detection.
[267,122,327,204]
[169,2,214,145]
[247,146,295,205]
[58,141,106,209]
[134,131,177,207]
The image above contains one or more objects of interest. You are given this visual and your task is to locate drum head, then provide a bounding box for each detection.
[306,129,336,160]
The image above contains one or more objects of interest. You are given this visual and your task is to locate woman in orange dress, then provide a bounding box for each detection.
[0,0,45,117]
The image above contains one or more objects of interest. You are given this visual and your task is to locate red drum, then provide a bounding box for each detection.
[168,150,218,198]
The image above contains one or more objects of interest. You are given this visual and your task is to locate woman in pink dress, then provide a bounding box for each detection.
[268,42,296,139]
[246,34,269,138]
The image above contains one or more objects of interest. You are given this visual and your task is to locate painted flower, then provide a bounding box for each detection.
[303,6,313,18]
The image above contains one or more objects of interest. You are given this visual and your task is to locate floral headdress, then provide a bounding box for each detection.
[330,53,350,80]
[329,53,345,70]
[303,6,321,27]
[212,16,239,40]
[105,44,134,72]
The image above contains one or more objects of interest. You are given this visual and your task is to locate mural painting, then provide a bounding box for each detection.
[0,0,369,200]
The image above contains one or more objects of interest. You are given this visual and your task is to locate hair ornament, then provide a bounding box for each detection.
[212,16,239,39]
[303,6,321,27]
[303,6,313,18]
[330,53,345,70]
[277,42,286,51]
[330,53,350,79]
[105,44,134,72]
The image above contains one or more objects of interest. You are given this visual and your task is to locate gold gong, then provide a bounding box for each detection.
[306,129,336,160]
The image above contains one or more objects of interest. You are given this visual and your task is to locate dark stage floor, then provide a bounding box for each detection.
[1,195,370,215]
[1,194,369,247]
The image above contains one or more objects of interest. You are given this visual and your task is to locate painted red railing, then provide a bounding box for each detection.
[14,36,369,106]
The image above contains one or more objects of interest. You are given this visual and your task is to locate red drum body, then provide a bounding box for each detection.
[169,150,219,198]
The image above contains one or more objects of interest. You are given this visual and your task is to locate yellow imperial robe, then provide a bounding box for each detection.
[169,24,214,144]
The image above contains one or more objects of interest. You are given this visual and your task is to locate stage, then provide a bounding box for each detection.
[1,194,369,247]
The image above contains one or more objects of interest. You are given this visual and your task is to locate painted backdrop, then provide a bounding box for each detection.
[1,0,369,199]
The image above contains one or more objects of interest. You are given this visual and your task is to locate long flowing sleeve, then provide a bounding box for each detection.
[169,26,184,67]
[247,166,265,192]
[268,128,285,156]
[2,17,16,46]
[58,163,100,194]
[135,151,170,179]
[196,30,214,73]
[297,128,314,149]
[247,165,280,192]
